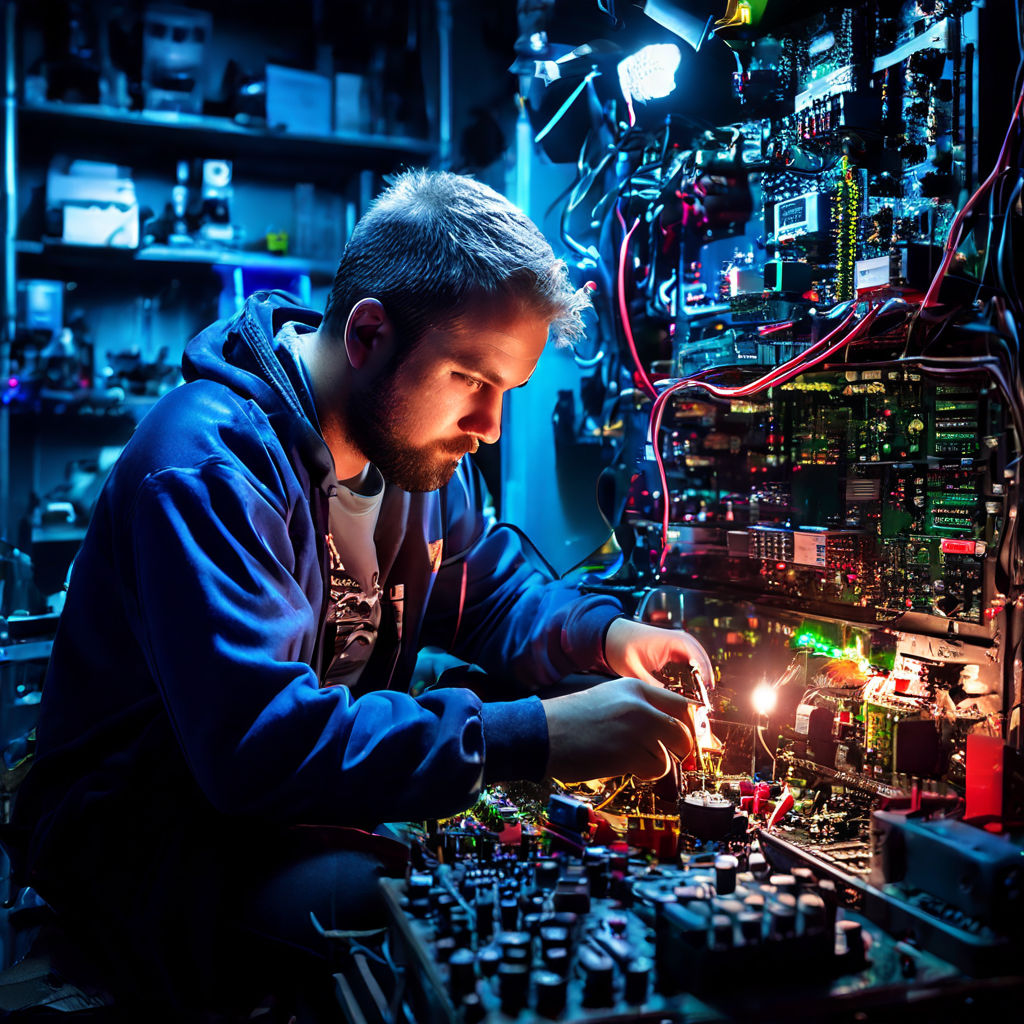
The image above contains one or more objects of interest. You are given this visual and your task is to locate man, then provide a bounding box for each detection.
[9,171,713,1014]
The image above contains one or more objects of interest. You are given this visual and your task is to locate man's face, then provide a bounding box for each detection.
[342,307,549,492]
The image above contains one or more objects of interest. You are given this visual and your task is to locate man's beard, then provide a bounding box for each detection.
[341,361,474,492]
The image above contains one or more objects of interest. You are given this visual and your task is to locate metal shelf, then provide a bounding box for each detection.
[18,100,435,171]
[16,239,337,280]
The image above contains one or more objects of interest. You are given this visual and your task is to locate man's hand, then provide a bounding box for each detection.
[543,678,694,782]
[604,617,716,692]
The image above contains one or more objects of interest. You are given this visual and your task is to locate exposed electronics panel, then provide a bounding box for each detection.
[530,0,1024,969]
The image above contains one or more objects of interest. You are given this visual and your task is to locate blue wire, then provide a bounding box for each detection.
[534,70,601,144]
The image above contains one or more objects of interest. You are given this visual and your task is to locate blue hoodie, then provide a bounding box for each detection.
[12,291,623,886]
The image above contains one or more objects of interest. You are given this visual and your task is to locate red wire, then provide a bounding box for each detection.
[922,84,1024,308]
[648,305,879,569]
[617,211,658,398]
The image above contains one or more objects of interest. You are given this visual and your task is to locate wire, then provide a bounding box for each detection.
[616,206,658,398]
[920,83,1024,308]
[534,69,601,144]
[648,305,878,568]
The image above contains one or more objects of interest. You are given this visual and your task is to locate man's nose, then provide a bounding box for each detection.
[460,389,503,445]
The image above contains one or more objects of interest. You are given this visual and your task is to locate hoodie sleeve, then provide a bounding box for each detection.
[420,459,624,694]
[124,455,512,824]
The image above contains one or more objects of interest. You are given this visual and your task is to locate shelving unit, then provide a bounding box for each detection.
[1,0,450,547]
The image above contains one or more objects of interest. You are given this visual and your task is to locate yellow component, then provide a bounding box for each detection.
[266,230,289,255]
[716,0,753,29]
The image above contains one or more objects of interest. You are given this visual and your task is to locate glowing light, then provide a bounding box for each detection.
[617,44,682,104]
[752,682,777,716]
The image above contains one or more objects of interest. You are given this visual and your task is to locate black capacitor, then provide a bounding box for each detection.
[460,993,486,1024]
[434,936,457,963]
[625,956,653,1004]
[583,848,610,897]
[533,970,568,1019]
[792,867,815,889]
[837,919,865,964]
[715,855,739,895]
[738,910,763,943]
[478,947,501,977]
[748,851,769,877]
[535,859,560,890]
[474,893,494,941]
[798,892,827,934]
[543,946,570,976]
[579,947,615,1008]
[539,925,569,953]
[498,931,532,963]
[711,913,733,949]
[499,897,519,931]
[769,895,797,938]
[498,963,530,1016]
[451,908,472,946]
[448,948,476,1001]
[769,873,797,896]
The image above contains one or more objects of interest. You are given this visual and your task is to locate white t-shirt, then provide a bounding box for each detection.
[324,464,385,686]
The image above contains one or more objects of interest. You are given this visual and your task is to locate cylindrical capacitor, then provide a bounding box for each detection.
[535,859,560,890]
[477,947,501,977]
[498,931,531,964]
[792,867,815,889]
[837,919,865,965]
[539,925,569,953]
[711,913,734,949]
[748,851,769,877]
[769,873,797,896]
[474,893,494,941]
[798,892,827,934]
[625,956,653,1004]
[715,854,739,895]
[738,910,763,943]
[579,947,615,1008]
[543,946,570,976]
[460,992,485,1024]
[533,970,568,1019]
[447,948,476,1001]
[497,963,529,1016]
[769,895,797,938]
[499,897,519,931]
[434,936,456,963]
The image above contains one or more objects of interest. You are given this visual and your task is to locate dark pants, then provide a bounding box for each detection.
[37,820,408,1019]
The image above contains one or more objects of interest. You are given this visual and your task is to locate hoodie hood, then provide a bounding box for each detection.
[182,290,336,491]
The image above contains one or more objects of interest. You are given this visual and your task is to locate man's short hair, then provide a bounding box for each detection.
[321,170,589,350]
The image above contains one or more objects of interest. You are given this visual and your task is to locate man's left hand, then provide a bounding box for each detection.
[604,617,715,694]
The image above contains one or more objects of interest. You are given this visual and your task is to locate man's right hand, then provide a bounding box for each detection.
[542,678,694,782]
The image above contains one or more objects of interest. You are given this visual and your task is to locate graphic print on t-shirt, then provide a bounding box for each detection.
[325,531,382,682]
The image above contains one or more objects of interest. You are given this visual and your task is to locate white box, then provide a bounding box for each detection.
[266,64,332,137]
[334,73,368,133]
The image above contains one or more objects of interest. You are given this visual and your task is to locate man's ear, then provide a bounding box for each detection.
[343,298,392,369]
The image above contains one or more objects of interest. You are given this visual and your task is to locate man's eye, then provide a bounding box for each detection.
[454,373,484,391]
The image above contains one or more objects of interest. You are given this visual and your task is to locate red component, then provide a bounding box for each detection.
[766,786,794,830]
[941,538,977,555]
[966,734,1011,831]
